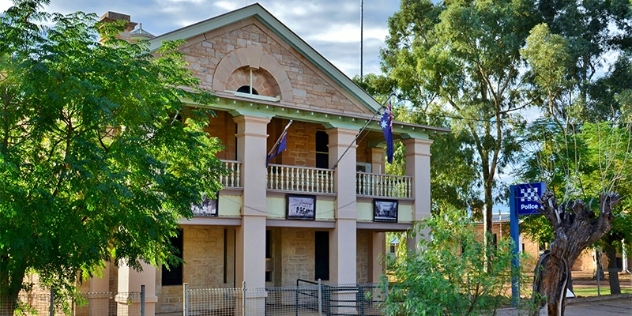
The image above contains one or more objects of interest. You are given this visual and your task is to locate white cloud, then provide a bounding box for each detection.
[0,0,399,78]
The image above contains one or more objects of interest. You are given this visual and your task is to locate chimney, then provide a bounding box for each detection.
[99,11,138,43]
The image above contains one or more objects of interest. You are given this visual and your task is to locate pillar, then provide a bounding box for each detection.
[369,232,386,283]
[89,262,111,316]
[328,127,358,314]
[403,138,433,252]
[234,115,270,315]
[117,261,157,316]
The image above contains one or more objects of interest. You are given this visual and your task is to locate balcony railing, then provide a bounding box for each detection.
[220,160,242,188]
[267,164,334,194]
[356,172,412,198]
[224,161,412,199]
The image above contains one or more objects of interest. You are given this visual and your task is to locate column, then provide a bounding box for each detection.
[369,232,386,301]
[234,115,270,315]
[369,232,386,283]
[328,127,358,314]
[404,138,433,252]
[89,262,111,316]
[370,147,385,175]
[117,261,157,316]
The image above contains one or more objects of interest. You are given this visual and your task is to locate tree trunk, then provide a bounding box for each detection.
[604,246,621,295]
[531,192,622,316]
[0,256,26,316]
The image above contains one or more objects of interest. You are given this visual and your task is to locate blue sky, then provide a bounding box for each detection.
[0,0,401,79]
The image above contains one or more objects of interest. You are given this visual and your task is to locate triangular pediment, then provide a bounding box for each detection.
[149,3,380,116]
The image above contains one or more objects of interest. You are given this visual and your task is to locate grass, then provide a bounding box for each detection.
[571,286,632,297]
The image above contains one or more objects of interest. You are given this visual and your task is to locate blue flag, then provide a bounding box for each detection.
[380,102,394,164]
[266,120,292,166]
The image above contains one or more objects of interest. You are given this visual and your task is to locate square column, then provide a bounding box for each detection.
[327,128,358,314]
[233,115,269,315]
[327,128,358,282]
[403,138,433,252]
[89,262,111,316]
[117,261,157,316]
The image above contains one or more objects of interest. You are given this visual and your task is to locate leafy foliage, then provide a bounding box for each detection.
[380,208,514,315]
[0,0,223,309]
[380,0,538,235]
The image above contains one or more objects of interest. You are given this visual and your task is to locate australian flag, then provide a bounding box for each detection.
[380,102,394,164]
[266,130,288,166]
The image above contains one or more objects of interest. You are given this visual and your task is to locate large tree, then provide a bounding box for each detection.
[0,1,223,313]
[519,0,632,304]
[381,0,539,245]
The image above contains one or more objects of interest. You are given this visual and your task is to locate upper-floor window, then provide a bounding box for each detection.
[315,131,328,169]
[237,85,259,95]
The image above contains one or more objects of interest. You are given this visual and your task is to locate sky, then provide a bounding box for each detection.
[0,0,401,79]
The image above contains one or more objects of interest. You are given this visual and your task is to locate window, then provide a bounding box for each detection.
[314,231,329,280]
[161,229,183,286]
[265,230,272,282]
[315,131,329,169]
[237,85,259,95]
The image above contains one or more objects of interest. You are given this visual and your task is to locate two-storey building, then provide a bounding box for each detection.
[86,4,449,315]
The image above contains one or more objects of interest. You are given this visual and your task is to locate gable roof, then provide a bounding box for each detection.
[148,3,382,114]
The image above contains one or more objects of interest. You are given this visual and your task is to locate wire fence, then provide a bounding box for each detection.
[1,288,144,316]
[184,280,385,316]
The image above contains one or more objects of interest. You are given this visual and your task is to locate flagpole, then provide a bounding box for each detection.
[332,97,393,169]
[268,119,293,157]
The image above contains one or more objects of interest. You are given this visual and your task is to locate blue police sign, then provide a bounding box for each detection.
[509,181,546,306]
[514,182,546,216]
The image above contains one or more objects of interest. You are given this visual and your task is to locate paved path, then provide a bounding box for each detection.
[497,295,632,315]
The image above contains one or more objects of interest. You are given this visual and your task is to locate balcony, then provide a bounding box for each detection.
[267,164,334,194]
[356,172,412,199]
[220,161,412,199]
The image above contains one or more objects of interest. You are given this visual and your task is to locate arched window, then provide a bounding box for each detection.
[237,85,259,95]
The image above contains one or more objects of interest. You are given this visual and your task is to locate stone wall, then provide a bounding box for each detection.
[181,18,370,115]
[204,110,237,161]
[280,227,316,286]
[356,230,370,284]
[155,226,225,315]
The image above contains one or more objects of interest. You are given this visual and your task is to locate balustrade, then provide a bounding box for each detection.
[267,164,334,194]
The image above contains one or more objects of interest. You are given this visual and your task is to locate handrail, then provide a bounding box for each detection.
[268,164,334,194]
[356,172,412,198]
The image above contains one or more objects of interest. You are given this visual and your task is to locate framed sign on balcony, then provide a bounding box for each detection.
[373,199,398,223]
[286,194,316,220]
[191,192,218,217]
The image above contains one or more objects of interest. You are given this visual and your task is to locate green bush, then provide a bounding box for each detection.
[379,208,515,315]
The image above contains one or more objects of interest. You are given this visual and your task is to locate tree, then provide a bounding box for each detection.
[519,0,632,302]
[532,192,623,316]
[0,1,223,313]
[380,207,514,315]
[356,74,480,214]
[382,0,538,248]
[519,122,632,299]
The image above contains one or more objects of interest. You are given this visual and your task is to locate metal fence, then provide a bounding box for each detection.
[184,281,385,316]
[1,288,144,316]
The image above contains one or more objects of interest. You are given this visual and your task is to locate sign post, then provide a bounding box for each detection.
[509,182,546,307]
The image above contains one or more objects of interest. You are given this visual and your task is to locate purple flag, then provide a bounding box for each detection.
[380,102,394,164]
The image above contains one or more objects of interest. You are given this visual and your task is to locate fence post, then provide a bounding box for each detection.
[242,281,246,316]
[49,287,54,316]
[295,280,299,316]
[318,279,322,316]
[182,283,188,316]
[140,285,145,316]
